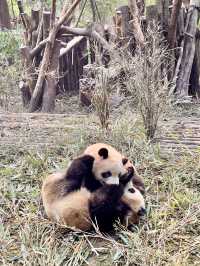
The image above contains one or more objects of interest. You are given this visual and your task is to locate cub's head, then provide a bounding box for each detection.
[121,181,146,226]
[83,143,128,185]
[121,157,145,195]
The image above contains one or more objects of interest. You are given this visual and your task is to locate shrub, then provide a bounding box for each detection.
[92,67,110,129]
[0,30,20,62]
[116,24,171,140]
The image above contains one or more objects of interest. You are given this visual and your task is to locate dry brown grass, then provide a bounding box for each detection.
[110,24,171,140]
[92,67,110,129]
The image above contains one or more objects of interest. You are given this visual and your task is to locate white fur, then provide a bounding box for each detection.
[124,181,145,213]
[106,176,120,185]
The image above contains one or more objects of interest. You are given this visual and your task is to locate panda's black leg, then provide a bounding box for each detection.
[89,184,124,232]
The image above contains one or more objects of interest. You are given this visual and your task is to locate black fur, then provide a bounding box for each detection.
[128,188,135,193]
[89,184,124,232]
[84,174,102,192]
[98,148,108,159]
[63,155,102,194]
[120,167,134,186]
[87,164,145,232]
[63,155,95,193]
[115,201,132,223]
[122,158,128,165]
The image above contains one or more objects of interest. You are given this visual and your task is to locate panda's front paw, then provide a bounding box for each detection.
[120,170,134,186]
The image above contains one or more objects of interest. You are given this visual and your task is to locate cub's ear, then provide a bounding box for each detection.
[98,148,108,159]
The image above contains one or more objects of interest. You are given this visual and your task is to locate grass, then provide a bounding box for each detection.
[1,113,200,266]
[0,30,22,112]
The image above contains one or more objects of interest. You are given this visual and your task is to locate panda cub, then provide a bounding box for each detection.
[42,146,146,232]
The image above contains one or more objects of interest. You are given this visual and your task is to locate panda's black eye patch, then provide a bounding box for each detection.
[128,188,135,193]
[102,171,112,178]
[122,158,128,165]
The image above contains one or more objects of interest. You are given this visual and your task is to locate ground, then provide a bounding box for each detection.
[0,95,200,265]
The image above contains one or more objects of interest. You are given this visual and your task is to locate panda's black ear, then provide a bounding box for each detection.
[98,148,108,159]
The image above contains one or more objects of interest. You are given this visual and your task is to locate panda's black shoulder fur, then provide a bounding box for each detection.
[89,184,125,232]
[63,155,102,194]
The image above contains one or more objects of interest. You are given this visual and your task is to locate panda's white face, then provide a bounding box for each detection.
[93,160,127,185]
[84,144,129,185]
[92,147,127,185]
[123,181,146,215]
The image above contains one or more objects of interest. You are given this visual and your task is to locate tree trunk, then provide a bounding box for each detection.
[29,0,81,112]
[168,0,183,49]
[157,0,170,34]
[90,0,96,22]
[128,0,145,47]
[136,0,145,16]
[42,40,61,112]
[43,11,51,39]
[167,0,182,81]
[0,0,11,29]
[175,3,199,97]
[19,81,31,107]
[189,35,200,97]
[114,6,132,38]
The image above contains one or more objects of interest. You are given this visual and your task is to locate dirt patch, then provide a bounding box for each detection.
[0,112,90,152]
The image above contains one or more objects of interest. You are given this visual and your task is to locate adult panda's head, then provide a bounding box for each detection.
[83,143,129,186]
[83,143,145,192]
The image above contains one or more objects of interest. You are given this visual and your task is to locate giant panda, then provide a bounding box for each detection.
[83,143,145,194]
[42,144,146,232]
[41,171,145,232]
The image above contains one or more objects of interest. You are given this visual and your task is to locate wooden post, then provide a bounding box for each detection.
[19,81,31,107]
[31,8,40,31]
[90,0,96,22]
[168,0,183,49]
[43,11,51,39]
[20,46,36,94]
[31,8,40,48]
[17,0,28,31]
[42,40,61,112]
[114,6,133,47]
[157,0,170,34]
[136,0,145,16]
[189,31,200,97]
[128,0,145,47]
[0,0,11,29]
[175,1,200,97]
